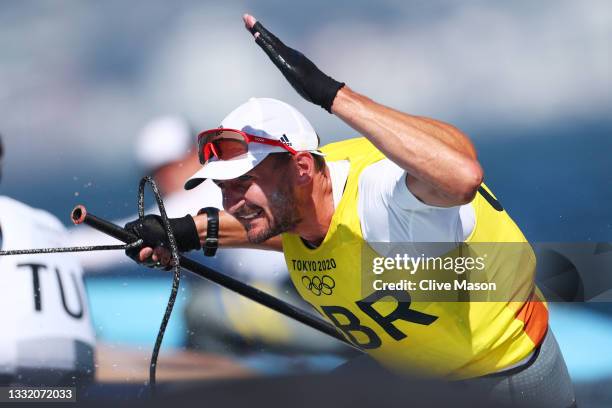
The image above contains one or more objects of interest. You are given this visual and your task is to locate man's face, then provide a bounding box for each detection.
[215,154,300,244]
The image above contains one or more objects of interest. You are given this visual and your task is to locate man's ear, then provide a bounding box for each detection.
[293,152,316,186]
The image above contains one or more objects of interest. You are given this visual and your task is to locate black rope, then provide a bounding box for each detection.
[0,177,183,397]
[0,241,142,256]
[137,176,182,397]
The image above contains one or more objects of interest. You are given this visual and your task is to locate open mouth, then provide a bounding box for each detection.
[239,208,263,221]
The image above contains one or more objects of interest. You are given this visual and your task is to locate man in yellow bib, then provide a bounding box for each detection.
[125,14,575,407]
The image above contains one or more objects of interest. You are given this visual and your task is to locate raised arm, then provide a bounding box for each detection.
[244,14,482,207]
[331,87,482,206]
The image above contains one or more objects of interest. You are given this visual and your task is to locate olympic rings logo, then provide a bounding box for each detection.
[301,275,335,296]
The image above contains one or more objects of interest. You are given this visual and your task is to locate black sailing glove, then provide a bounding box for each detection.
[250,21,345,112]
[124,214,201,265]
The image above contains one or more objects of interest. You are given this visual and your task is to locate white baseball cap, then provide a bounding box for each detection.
[184,97,321,190]
[135,116,193,172]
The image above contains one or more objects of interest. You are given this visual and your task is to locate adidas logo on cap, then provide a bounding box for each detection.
[279,134,292,147]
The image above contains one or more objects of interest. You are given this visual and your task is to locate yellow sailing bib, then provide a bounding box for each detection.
[281,138,547,379]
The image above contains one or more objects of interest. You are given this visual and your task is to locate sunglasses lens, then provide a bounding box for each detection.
[198,130,248,164]
[211,138,249,160]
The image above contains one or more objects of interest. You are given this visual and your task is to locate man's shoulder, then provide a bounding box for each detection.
[355,160,473,243]
[0,195,38,217]
[357,159,409,203]
[0,195,65,232]
[322,137,384,162]
[321,136,369,150]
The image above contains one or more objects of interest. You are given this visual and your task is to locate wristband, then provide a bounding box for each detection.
[168,215,201,252]
[198,207,219,256]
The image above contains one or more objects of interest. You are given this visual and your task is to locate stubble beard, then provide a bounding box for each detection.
[245,184,300,244]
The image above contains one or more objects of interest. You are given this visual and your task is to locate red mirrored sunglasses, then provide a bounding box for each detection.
[197,128,297,165]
